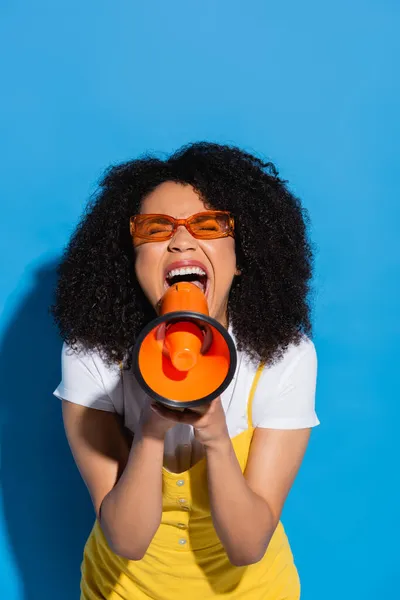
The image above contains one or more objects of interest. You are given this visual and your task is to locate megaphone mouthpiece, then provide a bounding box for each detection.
[133,282,237,409]
[160,281,209,317]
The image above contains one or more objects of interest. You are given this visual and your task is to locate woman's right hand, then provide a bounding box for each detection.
[141,401,180,440]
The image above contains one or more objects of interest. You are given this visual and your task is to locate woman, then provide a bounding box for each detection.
[52,142,319,599]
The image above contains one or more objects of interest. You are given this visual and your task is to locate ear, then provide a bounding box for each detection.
[235,266,242,276]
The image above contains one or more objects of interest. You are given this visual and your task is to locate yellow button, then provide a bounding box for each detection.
[178,498,186,504]
[176,479,185,487]
[178,538,187,546]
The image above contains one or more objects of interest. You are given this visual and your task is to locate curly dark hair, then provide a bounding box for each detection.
[51,142,314,368]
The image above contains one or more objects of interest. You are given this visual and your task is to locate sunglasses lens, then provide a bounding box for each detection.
[190,213,231,238]
[135,216,174,239]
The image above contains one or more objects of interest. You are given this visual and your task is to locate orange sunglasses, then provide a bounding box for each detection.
[130,211,235,244]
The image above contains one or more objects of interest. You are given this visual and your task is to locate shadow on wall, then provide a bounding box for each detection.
[0,259,93,600]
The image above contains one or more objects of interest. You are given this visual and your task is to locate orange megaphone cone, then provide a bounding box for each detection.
[132,282,237,409]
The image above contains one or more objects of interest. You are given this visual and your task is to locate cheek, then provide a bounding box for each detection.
[134,245,163,291]
[208,239,237,283]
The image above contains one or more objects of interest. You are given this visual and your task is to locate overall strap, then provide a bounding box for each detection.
[247,362,265,429]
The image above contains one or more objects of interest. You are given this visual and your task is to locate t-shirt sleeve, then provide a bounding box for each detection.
[53,342,116,412]
[253,339,320,429]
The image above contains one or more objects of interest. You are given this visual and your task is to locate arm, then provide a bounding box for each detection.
[205,341,317,565]
[205,427,310,566]
[151,340,318,565]
[150,399,311,566]
[62,401,166,560]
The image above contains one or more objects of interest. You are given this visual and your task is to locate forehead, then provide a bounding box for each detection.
[140,182,206,218]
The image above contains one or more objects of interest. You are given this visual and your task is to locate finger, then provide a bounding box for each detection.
[211,396,222,408]
[150,403,182,422]
[177,411,205,427]
[187,402,212,415]
[186,406,208,415]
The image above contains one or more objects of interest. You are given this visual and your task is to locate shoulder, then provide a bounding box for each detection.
[242,336,316,388]
[267,336,317,384]
[249,336,319,429]
[53,341,122,412]
[61,341,122,381]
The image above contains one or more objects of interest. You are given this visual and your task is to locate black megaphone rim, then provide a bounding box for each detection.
[132,311,238,410]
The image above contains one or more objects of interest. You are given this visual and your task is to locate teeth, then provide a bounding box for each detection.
[166,266,206,279]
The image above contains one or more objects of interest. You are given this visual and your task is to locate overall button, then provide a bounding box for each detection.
[176,479,185,487]
[177,498,190,510]
[178,538,187,546]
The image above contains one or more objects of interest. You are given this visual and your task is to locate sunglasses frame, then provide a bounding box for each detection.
[130,210,235,243]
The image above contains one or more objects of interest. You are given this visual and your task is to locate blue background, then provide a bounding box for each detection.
[0,1,398,598]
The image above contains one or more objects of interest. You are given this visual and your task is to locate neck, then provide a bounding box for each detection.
[216,310,229,329]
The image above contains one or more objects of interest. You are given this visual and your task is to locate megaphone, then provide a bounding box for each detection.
[132,282,237,410]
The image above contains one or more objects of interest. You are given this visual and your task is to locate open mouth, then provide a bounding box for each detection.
[165,266,208,295]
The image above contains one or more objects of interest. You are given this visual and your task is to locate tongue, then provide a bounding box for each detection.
[191,280,205,292]
[166,274,207,294]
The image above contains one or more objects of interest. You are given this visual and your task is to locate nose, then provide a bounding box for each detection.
[168,225,197,253]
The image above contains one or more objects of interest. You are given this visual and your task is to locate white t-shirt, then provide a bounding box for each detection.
[54,330,319,472]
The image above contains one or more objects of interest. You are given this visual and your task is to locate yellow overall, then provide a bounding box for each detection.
[81,365,301,599]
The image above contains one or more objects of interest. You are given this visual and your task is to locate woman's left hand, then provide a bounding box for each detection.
[149,397,229,448]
